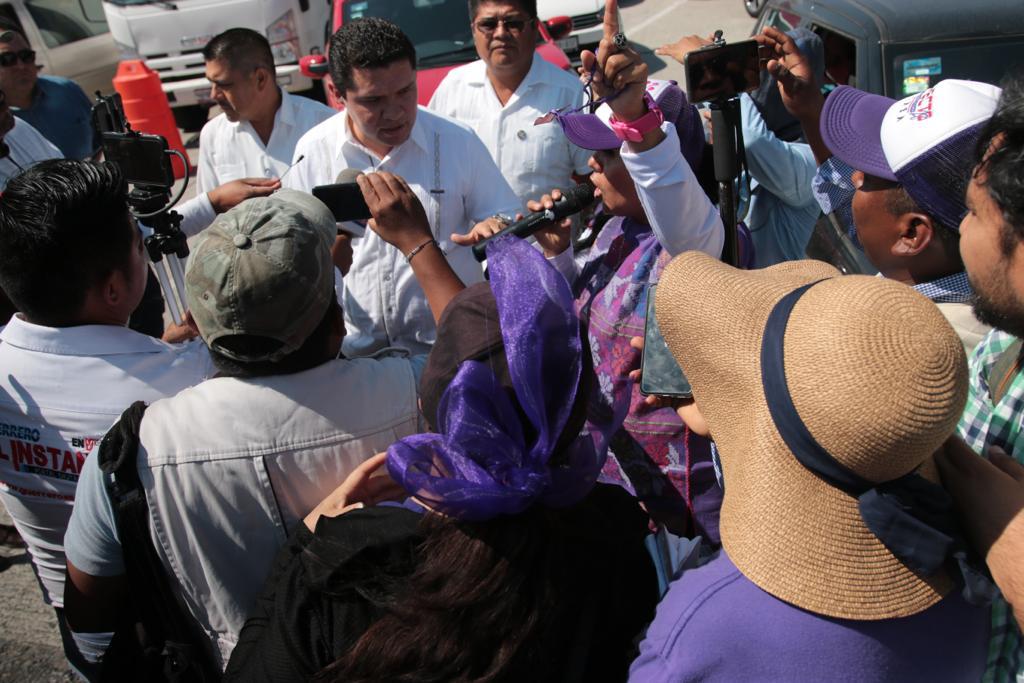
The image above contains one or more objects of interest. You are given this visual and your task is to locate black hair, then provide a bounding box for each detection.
[885,185,962,265]
[974,71,1024,256]
[328,18,416,94]
[202,27,275,73]
[208,298,340,378]
[0,160,135,326]
[467,0,538,19]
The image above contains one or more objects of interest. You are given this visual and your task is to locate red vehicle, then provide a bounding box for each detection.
[300,0,574,109]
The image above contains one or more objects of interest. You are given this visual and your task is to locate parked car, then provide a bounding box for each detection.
[102,0,331,131]
[754,0,1024,273]
[300,0,573,110]
[753,0,1024,98]
[537,0,616,61]
[0,0,119,97]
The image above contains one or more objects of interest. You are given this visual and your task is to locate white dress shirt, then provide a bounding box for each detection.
[429,53,591,211]
[0,118,61,190]
[196,89,335,194]
[285,107,519,357]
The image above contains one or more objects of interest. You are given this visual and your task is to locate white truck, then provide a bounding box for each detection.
[101,0,330,130]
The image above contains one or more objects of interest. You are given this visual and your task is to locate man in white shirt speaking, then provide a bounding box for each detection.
[198,28,334,193]
[429,0,592,212]
[285,18,519,358]
[0,159,214,678]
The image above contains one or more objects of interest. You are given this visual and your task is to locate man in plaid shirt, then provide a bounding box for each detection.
[938,73,1024,683]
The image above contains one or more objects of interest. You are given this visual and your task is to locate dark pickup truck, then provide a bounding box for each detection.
[753,0,1024,98]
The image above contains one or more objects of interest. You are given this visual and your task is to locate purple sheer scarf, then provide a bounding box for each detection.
[387,236,607,521]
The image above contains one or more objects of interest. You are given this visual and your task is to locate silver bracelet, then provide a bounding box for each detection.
[405,237,437,263]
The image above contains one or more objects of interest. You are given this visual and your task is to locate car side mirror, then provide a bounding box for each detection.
[544,16,573,41]
[299,54,329,79]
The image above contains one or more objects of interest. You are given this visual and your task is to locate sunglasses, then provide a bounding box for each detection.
[0,49,34,67]
[473,17,532,35]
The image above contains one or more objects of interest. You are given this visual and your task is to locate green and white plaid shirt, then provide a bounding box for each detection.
[959,328,1024,682]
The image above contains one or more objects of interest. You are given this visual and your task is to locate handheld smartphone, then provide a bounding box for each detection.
[684,39,763,104]
[640,285,693,398]
[312,182,372,222]
[101,132,175,187]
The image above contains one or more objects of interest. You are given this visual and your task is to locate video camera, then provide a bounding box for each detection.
[91,92,190,325]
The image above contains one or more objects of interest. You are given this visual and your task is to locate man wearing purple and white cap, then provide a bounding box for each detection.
[818,79,1001,349]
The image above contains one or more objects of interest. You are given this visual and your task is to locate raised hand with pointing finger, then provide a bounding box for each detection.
[579,0,660,143]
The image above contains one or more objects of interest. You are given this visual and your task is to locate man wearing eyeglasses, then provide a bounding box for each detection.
[429,0,591,213]
[0,25,97,161]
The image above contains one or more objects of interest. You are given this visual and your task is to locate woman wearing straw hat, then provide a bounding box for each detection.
[629,252,992,681]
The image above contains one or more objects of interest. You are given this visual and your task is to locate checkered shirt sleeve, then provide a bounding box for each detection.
[812,156,861,248]
[958,328,1024,682]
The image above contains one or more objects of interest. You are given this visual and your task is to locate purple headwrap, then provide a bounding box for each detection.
[386,236,607,521]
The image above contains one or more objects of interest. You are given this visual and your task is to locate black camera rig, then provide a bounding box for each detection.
[92,92,191,325]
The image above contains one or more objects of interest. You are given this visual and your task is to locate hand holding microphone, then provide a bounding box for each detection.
[459,183,596,261]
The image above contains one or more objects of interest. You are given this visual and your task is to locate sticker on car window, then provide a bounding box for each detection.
[903,57,942,78]
[349,1,368,18]
[902,57,942,95]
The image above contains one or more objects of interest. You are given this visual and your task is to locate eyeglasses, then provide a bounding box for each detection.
[0,49,35,67]
[473,17,532,35]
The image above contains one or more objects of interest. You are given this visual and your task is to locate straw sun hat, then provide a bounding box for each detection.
[655,252,968,620]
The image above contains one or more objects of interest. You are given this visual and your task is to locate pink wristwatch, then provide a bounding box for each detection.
[609,93,664,142]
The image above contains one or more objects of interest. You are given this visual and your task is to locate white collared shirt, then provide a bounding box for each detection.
[196,89,335,193]
[429,53,592,210]
[0,118,62,190]
[0,315,213,607]
[285,107,519,357]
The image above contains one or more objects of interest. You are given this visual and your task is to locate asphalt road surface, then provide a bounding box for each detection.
[0,1,754,679]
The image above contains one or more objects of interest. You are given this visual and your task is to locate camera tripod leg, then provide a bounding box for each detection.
[153,261,184,326]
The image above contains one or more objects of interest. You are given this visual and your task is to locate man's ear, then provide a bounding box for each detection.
[891,213,934,257]
[100,268,128,308]
[326,76,344,105]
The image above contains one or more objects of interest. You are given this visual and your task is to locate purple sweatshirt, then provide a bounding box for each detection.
[630,551,990,682]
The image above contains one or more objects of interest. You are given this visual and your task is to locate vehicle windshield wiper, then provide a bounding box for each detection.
[418,43,478,66]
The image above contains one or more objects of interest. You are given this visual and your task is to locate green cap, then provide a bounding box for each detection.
[185,189,336,363]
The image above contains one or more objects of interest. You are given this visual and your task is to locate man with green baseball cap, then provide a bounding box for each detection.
[63,173,465,670]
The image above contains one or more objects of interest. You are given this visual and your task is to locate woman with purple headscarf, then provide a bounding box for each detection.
[224,237,658,683]
[461,12,728,541]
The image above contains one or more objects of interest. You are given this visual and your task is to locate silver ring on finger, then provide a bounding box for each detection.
[613,32,628,49]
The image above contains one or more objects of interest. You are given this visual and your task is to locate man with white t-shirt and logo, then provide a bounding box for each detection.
[285,17,519,358]
[0,159,214,677]
[429,0,591,212]
[198,28,334,193]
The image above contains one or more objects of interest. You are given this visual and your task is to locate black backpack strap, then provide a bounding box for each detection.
[97,401,221,682]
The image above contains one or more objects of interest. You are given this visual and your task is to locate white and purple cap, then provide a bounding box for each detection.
[821,79,1001,229]
[555,80,705,172]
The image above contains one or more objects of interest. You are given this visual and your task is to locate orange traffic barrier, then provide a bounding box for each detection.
[111,60,191,180]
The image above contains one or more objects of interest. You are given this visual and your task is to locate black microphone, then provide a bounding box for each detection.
[471,183,596,262]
